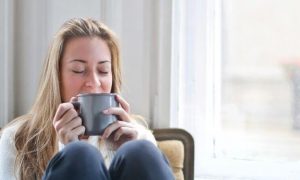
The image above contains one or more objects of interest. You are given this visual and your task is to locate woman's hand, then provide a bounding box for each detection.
[53,98,85,145]
[101,95,147,147]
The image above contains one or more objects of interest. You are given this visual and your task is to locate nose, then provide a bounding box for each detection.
[84,71,101,91]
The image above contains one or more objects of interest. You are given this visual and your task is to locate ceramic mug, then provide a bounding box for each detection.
[72,93,118,135]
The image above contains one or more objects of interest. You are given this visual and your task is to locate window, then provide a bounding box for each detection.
[219,0,300,163]
[172,0,300,179]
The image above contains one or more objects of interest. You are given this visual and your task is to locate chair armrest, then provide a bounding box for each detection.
[153,128,194,180]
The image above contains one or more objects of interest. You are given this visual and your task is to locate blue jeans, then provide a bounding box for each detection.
[42,140,174,180]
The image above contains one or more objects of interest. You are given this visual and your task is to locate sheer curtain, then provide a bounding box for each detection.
[170,0,221,178]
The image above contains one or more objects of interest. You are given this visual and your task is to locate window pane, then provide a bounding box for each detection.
[220,0,300,162]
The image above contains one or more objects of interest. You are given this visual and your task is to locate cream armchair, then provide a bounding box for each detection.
[153,128,194,180]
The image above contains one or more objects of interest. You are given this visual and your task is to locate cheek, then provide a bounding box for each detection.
[61,74,82,101]
[101,76,113,92]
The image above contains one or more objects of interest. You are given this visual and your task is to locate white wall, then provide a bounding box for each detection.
[0,0,14,127]
[14,0,48,116]
[0,0,173,128]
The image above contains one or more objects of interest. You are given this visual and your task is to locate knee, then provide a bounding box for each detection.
[110,140,174,179]
[63,141,97,156]
[118,140,159,159]
[62,141,104,165]
[43,142,107,180]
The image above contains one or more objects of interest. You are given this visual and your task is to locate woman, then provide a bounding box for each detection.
[0,18,174,180]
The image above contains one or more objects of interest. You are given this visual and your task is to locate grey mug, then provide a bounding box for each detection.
[72,93,118,135]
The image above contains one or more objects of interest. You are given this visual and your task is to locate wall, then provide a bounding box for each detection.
[0,0,14,127]
[0,0,173,128]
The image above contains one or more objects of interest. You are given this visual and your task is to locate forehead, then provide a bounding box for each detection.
[62,37,111,61]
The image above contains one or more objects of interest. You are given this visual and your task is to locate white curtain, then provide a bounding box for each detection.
[170,0,222,177]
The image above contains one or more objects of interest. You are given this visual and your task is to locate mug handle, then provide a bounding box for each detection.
[72,101,81,114]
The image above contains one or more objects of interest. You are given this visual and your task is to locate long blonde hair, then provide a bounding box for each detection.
[9,18,121,180]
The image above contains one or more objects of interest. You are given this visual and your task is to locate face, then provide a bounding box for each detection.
[60,37,113,102]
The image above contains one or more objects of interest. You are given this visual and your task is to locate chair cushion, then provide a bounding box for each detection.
[157,140,184,180]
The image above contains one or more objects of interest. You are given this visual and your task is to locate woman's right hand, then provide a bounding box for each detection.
[53,99,85,145]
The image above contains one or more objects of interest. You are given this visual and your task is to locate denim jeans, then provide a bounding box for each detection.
[42,140,174,180]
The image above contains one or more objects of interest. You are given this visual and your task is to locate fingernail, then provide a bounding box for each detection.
[103,109,109,114]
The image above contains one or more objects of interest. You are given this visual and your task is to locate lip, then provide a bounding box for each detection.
[77,92,116,97]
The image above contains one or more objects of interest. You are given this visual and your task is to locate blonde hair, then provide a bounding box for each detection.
[9,18,121,180]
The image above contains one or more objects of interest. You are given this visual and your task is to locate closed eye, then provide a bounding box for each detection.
[98,67,110,75]
[72,70,85,74]
[99,71,109,74]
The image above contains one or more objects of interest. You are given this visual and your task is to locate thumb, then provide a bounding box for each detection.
[70,96,78,102]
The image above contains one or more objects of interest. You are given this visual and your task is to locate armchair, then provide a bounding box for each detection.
[153,128,194,180]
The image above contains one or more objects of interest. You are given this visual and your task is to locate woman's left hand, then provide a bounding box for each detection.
[101,95,145,147]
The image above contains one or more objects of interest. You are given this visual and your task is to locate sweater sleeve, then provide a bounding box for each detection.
[137,127,157,146]
[131,115,157,146]
[0,125,19,180]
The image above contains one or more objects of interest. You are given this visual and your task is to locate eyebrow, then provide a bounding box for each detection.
[69,59,111,64]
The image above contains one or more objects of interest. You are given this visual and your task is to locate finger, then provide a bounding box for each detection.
[65,117,82,131]
[56,117,81,143]
[115,95,130,113]
[53,103,74,122]
[53,108,79,131]
[63,125,85,143]
[72,126,86,137]
[58,127,69,143]
[114,127,137,141]
[102,121,133,139]
[103,107,130,122]
[102,121,122,139]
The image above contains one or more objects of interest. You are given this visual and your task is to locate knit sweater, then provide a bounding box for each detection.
[0,121,157,180]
